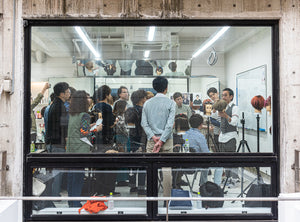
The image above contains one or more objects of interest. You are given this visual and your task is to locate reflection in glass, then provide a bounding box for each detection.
[158,167,272,215]
[30,25,273,154]
[32,168,147,215]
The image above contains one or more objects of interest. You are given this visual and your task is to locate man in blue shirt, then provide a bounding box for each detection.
[142,76,176,153]
[141,76,176,198]
[183,114,209,153]
[183,114,210,186]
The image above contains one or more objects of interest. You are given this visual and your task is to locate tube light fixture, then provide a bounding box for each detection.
[75,26,101,59]
[192,26,230,59]
[148,26,156,41]
[144,50,150,58]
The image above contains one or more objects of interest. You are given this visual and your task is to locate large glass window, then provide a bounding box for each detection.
[30,25,273,154]
[25,21,278,221]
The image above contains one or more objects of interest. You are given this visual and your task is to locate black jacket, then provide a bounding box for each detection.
[93,102,115,145]
[45,97,68,146]
[127,105,146,147]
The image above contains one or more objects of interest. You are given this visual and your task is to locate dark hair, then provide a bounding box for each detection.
[124,107,137,124]
[203,99,213,115]
[207,87,218,96]
[41,106,47,118]
[69,90,89,116]
[113,100,127,116]
[104,64,116,76]
[152,76,168,93]
[173,92,182,100]
[168,62,177,72]
[189,114,203,128]
[95,85,111,101]
[69,87,76,99]
[251,95,265,110]
[175,113,189,132]
[131,89,147,105]
[53,82,69,97]
[156,66,163,74]
[50,93,56,102]
[223,88,234,98]
[117,86,128,98]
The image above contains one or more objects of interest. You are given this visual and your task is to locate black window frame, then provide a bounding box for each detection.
[24,19,280,221]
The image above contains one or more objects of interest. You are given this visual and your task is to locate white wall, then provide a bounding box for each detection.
[191,51,225,83]
[225,28,272,153]
[31,57,75,82]
[190,77,220,102]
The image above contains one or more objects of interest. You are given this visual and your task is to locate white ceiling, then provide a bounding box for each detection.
[31,26,268,61]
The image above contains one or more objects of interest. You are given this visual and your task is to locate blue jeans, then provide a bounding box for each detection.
[213,167,223,185]
[67,171,85,207]
[199,169,208,186]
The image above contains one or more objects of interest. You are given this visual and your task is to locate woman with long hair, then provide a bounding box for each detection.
[93,85,116,149]
[113,100,129,151]
[66,90,102,207]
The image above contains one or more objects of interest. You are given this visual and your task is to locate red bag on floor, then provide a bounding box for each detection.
[78,196,108,214]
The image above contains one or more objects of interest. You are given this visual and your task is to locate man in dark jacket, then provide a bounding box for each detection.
[45,82,70,197]
[46,82,70,151]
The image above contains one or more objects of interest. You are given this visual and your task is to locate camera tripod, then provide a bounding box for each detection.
[237,112,250,153]
[206,117,220,152]
[233,113,263,203]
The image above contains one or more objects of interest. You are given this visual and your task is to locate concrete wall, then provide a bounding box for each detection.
[1,0,300,196]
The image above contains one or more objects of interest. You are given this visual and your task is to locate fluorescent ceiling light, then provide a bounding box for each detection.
[148,26,156,41]
[75,26,101,59]
[144,50,150,58]
[192,26,230,59]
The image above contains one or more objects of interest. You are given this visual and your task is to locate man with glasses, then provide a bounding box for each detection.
[218,88,239,152]
[113,86,131,108]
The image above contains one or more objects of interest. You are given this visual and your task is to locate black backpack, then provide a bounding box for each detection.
[244,183,271,207]
[200,181,224,208]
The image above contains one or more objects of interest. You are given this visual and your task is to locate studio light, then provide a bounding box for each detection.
[148,26,156,41]
[144,50,150,58]
[75,26,101,59]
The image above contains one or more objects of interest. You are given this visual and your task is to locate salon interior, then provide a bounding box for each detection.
[28,24,275,219]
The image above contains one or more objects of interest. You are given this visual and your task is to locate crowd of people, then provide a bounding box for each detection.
[32,76,240,207]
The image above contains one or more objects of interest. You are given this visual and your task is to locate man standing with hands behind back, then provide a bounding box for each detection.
[218,88,239,152]
[141,76,176,197]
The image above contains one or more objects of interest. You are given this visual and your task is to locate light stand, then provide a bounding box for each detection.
[257,114,260,153]
[231,112,251,202]
[255,114,263,183]
[233,113,263,203]
[237,112,251,153]
[206,117,219,152]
